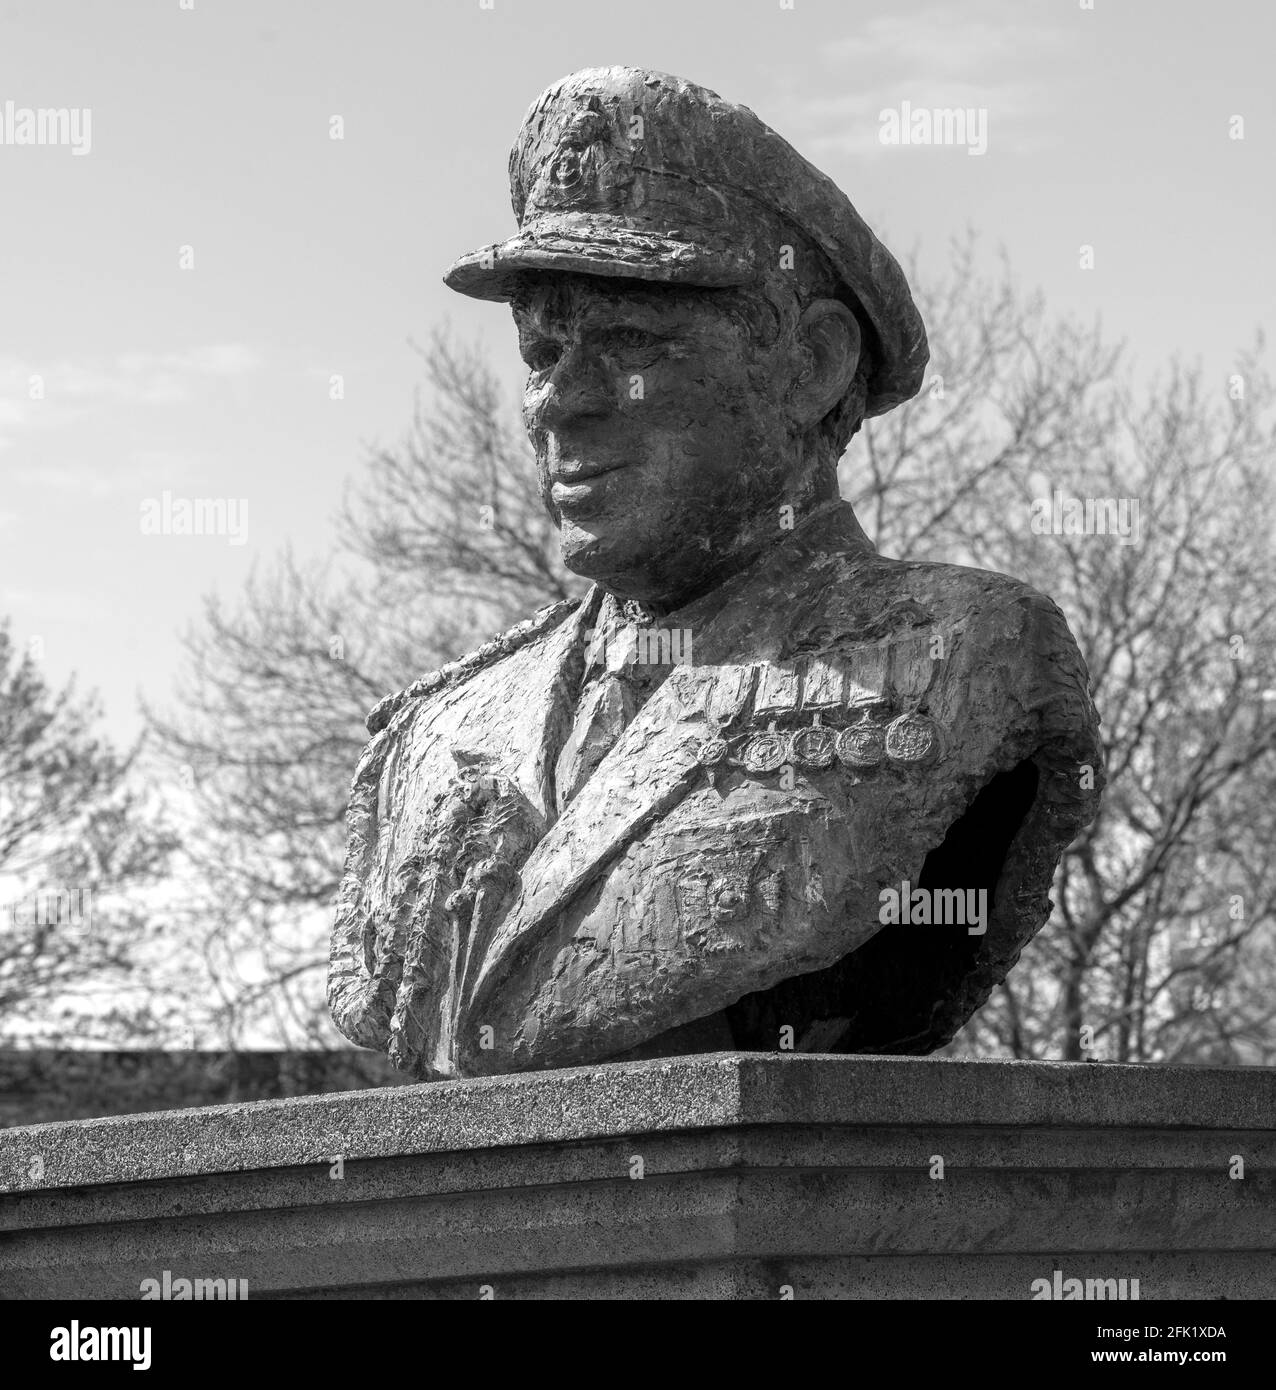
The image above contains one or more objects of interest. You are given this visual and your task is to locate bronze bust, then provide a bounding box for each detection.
[328,67,1104,1079]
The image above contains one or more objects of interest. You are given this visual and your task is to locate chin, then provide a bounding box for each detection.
[559,517,622,567]
[558,521,653,597]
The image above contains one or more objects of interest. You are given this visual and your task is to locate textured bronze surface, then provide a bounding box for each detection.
[329,67,1104,1080]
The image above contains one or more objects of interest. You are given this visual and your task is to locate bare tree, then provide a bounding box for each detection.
[145,336,576,1046]
[343,331,579,621]
[854,239,1276,1063]
[0,622,174,1041]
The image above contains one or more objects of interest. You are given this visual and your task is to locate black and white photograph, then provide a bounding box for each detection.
[0,0,1272,1348]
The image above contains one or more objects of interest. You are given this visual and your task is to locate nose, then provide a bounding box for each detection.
[531,342,615,432]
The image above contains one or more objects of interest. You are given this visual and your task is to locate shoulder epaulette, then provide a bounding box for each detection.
[365,597,580,735]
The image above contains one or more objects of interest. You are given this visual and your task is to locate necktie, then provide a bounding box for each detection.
[554,598,666,812]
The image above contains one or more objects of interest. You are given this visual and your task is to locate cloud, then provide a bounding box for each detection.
[763,2,1070,159]
[40,363,190,404]
[821,9,1034,73]
[0,343,263,403]
[0,344,265,431]
[114,344,265,376]
[9,454,196,499]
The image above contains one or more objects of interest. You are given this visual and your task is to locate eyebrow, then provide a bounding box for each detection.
[513,296,673,340]
[512,300,565,340]
[510,279,574,330]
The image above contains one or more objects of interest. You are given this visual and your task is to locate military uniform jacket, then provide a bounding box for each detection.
[329,501,1103,1079]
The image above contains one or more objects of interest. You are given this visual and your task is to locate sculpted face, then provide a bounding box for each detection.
[514,272,842,608]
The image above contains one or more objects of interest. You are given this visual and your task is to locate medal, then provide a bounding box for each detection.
[742,722,788,774]
[789,717,837,769]
[696,736,729,766]
[885,711,941,765]
[835,719,886,769]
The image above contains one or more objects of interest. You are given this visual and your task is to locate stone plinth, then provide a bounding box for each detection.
[1,1054,1272,1299]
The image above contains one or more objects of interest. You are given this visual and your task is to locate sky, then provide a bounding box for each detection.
[2,0,1272,746]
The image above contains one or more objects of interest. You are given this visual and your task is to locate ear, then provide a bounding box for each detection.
[789,299,861,428]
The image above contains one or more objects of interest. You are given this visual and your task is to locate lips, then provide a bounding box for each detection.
[548,462,631,518]
[549,460,625,484]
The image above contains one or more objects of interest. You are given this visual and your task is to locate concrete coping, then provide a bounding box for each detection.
[1,1052,1271,1194]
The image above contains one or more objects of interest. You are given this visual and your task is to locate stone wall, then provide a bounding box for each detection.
[1,1053,1271,1299]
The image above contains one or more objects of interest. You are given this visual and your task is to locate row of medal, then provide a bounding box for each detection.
[696,707,943,776]
[688,649,944,777]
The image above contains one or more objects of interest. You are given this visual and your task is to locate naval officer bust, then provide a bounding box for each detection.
[328,67,1104,1079]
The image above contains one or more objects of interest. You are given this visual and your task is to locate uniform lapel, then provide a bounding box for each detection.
[469,660,716,1012]
[331,585,602,1068]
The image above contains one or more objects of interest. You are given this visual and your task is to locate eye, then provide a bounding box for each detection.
[522,341,561,373]
[602,326,661,355]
